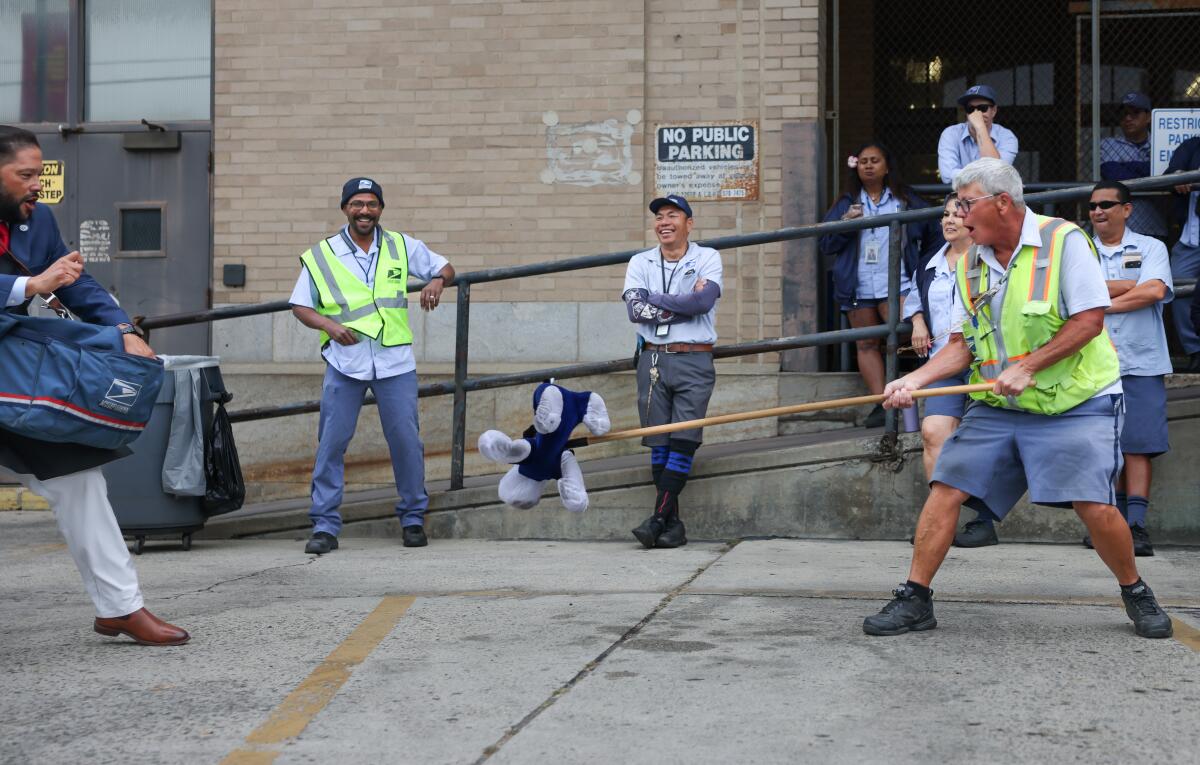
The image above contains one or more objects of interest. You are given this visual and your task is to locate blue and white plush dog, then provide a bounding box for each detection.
[477,382,610,512]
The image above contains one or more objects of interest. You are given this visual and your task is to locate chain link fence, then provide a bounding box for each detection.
[826,0,1200,367]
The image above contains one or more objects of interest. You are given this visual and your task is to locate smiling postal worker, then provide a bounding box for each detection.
[0,126,188,646]
[289,178,454,554]
[622,195,722,549]
[865,158,1173,639]
[1086,180,1173,557]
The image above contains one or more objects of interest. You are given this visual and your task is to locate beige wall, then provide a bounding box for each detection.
[213,0,820,361]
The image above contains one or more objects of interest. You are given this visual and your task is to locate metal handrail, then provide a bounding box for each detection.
[140,170,1200,488]
[141,169,1200,332]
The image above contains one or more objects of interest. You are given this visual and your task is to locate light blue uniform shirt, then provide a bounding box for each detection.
[623,242,723,344]
[289,225,448,381]
[937,122,1019,183]
[949,209,1120,399]
[1094,229,1173,377]
[902,243,960,358]
[854,188,912,299]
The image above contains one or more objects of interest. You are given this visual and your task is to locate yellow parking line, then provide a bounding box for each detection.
[1171,617,1200,652]
[220,595,416,764]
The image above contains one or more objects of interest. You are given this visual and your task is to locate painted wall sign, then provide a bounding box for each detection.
[79,219,112,263]
[39,160,65,205]
[1151,109,1200,175]
[655,122,759,201]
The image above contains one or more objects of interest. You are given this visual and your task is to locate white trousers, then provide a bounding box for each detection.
[1,465,144,618]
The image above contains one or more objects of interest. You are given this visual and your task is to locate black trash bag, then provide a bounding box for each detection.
[204,402,245,516]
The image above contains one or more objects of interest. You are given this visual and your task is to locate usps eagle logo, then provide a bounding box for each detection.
[99,379,142,414]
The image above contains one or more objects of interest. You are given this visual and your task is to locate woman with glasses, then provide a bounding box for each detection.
[820,141,944,427]
[903,196,997,546]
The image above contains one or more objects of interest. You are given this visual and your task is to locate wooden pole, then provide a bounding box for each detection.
[573,383,994,446]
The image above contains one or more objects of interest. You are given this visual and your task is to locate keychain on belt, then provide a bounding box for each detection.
[646,351,661,419]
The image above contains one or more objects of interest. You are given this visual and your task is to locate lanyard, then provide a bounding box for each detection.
[659,246,685,294]
[862,190,888,240]
[340,226,379,284]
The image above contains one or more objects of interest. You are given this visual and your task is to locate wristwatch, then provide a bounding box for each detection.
[116,323,139,335]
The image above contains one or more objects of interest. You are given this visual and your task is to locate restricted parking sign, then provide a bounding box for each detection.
[1150,109,1200,175]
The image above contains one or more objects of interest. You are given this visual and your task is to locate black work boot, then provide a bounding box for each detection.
[1121,581,1173,638]
[1130,525,1155,557]
[655,516,688,548]
[632,516,664,549]
[304,531,338,555]
[953,518,999,548]
[863,584,937,636]
[863,404,885,428]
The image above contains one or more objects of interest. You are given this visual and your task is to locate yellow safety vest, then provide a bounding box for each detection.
[955,214,1120,414]
[299,229,413,347]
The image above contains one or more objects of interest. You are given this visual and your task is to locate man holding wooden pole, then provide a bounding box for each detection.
[864,158,1174,639]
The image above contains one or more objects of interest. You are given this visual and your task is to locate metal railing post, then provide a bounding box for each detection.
[885,221,901,436]
[450,282,471,490]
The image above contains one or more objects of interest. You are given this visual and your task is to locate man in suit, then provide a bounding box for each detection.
[0,125,189,646]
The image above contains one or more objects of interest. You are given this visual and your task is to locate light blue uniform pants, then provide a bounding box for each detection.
[309,366,427,535]
[1171,241,1200,355]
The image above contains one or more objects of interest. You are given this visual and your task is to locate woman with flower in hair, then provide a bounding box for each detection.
[819,141,943,427]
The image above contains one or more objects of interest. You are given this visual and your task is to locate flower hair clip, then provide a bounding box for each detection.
[846,155,859,169]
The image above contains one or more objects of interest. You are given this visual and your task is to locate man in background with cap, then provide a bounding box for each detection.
[289,178,455,554]
[622,194,722,549]
[937,85,1019,184]
[1100,92,1168,239]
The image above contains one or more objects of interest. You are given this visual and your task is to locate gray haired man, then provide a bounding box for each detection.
[863,158,1172,639]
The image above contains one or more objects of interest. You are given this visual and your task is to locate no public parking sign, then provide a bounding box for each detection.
[655,122,759,202]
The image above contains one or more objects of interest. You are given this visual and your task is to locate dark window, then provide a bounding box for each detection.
[120,207,162,253]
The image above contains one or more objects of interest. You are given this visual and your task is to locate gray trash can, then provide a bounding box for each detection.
[104,358,229,553]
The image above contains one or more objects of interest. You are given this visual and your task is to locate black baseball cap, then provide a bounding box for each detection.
[649,194,693,218]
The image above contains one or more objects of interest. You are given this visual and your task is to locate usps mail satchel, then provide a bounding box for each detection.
[0,312,164,450]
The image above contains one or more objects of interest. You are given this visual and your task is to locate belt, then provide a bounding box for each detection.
[642,342,714,353]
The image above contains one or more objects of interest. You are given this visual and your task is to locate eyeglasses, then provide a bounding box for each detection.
[954,193,997,214]
[963,103,993,115]
[347,200,381,212]
[1088,200,1125,211]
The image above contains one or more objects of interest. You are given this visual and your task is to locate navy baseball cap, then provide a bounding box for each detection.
[341,177,384,208]
[649,194,693,218]
[1120,92,1152,112]
[957,84,997,107]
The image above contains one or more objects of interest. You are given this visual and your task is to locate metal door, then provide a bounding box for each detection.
[39,127,211,355]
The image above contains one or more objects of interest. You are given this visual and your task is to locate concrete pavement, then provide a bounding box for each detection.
[2,511,1199,764]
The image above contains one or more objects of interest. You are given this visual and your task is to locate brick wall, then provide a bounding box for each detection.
[213,0,821,357]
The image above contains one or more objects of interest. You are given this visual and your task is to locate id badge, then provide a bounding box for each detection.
[864,241,880,265]
[654,323,669,337]
[1122,250,1142,270]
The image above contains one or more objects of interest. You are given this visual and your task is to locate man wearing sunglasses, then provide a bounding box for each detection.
[289,178,456,554]
[864,158,1173,640]
[1086,180,1172,558]
[937,85,1019,184]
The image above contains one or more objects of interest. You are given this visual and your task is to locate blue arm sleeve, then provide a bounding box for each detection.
[648,280,720,316]
[624,287,680,324]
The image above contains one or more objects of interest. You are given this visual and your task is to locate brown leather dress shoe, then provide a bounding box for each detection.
[94,607,190,646]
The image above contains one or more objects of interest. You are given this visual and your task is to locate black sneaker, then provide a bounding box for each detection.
[1121,581,1173,638]
[632,516,664,549]
[863,404,885,428]
[953,518,999,548]
[402,525,428,547]
[1131,525,1155,557]
[304,532,338,555]
[862,584,937,636]
[655,517,687,548]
